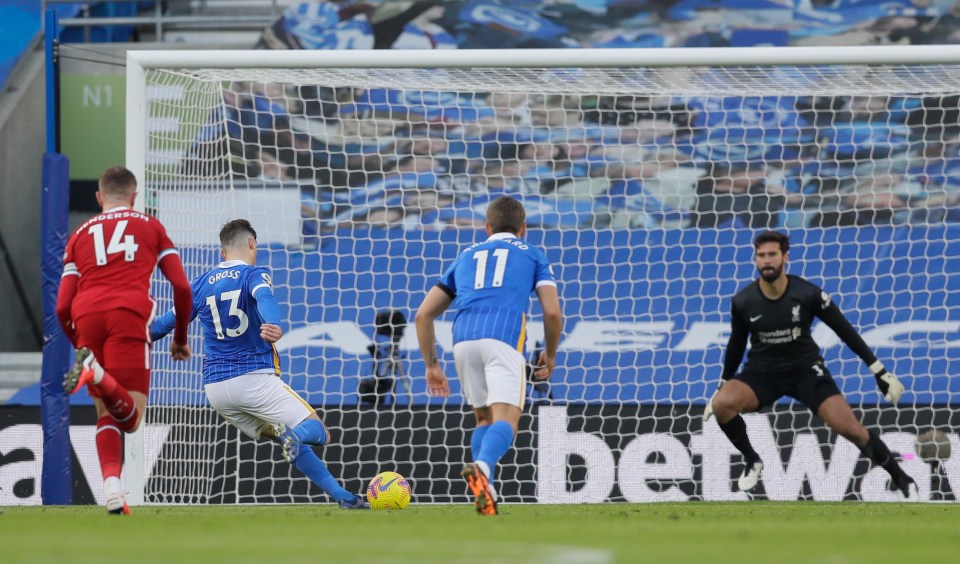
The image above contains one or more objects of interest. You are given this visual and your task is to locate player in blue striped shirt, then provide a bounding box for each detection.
[151,219,367,509]
[415,196,563,515]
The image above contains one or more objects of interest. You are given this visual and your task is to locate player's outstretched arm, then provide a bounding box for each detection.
[152,308,191,360]
[55,274,79,347]
[158,252,193,356]
[535,284,562,380]
[705,302,749,422]
[149,310,176,343]
[150,301,199,348]
[869,361,905,403]
[415,286,453,398]
[817,298,905,403]
[252,283,283,343]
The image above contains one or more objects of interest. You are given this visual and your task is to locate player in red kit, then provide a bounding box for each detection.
[56,166,193,514]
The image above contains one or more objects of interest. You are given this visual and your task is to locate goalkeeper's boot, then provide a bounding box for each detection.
[105,492,131,516]
[338,495,371,510]
[895,476,919,502]
[63,347,95,395]
[737,460,764,492]
[461,463,498,516]
[272,423,302,463]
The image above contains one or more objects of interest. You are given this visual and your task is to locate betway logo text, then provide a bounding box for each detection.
[277,320,960,355]
[537,407,960,502]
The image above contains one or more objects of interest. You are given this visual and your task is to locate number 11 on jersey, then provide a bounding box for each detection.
[473,248,509,289]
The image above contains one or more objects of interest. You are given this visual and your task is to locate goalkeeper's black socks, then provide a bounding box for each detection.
[719,415,761,464]
[861,430,910,483]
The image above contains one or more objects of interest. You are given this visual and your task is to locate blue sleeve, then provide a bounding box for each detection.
[149,309,177,343]
[152,276,202,341]
[533,248,556,288]
[150,302,198,342]
[248,268,282,325]
[437,254,461,297]
[254,288,282,325]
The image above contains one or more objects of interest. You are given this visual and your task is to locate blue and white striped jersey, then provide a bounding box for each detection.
[151,260,282,384]
[437,232,556,351]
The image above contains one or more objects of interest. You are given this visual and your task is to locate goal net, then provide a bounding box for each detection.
[128,48,960,505]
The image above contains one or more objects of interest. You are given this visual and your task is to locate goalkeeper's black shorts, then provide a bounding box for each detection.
[735,358,842,414]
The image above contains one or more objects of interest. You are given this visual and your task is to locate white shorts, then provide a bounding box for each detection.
[453,339,526,409]
[204,371,314,439]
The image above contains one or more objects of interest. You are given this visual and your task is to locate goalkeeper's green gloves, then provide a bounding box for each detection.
[702,380,723,422]
[871,361,905,403]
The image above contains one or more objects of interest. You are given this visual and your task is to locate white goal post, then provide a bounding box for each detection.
[125,46,960,506]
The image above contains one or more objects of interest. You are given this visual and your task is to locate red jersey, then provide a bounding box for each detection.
[62,206,178,321]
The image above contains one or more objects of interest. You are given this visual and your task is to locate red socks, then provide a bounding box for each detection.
[96,415,123,480]
[94,369,138,432]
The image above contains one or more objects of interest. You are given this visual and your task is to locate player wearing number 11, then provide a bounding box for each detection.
[416,196,563,516]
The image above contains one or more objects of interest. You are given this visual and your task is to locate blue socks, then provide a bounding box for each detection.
[471,424,490,462]
[291,418,327,446]
[475,421,514,485]
[285,418,348,502]
[294,448,353,503]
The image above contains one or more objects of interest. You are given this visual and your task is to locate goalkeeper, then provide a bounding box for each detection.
[703,230,917,500]
[150,219,368,509]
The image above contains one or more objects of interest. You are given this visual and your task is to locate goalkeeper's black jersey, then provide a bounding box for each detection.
[721,274,878,379]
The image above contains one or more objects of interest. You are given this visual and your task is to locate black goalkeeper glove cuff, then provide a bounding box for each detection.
[873,371,889,393]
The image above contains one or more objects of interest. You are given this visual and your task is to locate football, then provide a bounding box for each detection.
[915,429,952,463]
[366,471,411,510]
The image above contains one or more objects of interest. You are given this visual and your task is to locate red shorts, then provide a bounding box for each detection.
[74,308,152,396]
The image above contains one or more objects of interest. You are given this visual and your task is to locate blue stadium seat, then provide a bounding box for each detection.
[729,28,789,47]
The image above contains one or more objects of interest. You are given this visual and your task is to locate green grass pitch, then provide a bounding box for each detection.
[4,503,960,563]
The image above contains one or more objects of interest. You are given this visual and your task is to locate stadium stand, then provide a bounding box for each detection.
[263,0,957,51]
[189,78,960,235]
[6,0,960,355]
[189,0,960,237]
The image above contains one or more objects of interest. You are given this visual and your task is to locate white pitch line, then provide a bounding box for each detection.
[540,545,614,564]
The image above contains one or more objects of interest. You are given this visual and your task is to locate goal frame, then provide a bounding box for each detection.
[124,45,960,506]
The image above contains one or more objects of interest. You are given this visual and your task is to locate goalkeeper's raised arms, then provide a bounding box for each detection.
[870,361,905,403]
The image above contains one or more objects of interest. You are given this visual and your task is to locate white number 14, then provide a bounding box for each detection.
[88,220,139,265]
